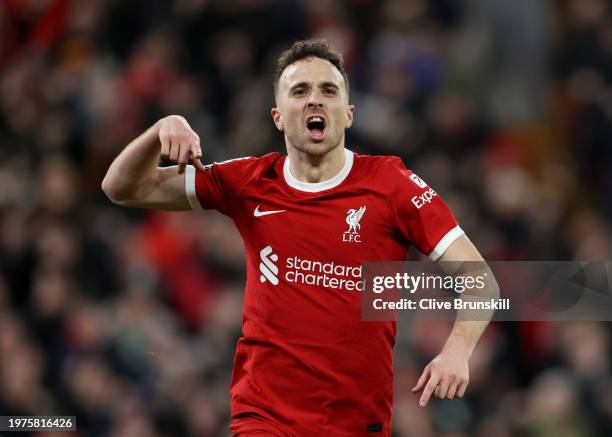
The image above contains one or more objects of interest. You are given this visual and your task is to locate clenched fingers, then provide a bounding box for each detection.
[177,142,191,174]
[160,134,170,159]
[435,375,453,399]
[157,116,203,173]
[456,379,469,398]
[169,137,180,162]
[446,379,459,399]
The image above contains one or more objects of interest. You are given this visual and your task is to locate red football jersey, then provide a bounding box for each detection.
[185,149,463,436]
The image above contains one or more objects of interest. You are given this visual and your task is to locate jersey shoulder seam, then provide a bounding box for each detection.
[234,152,282,198]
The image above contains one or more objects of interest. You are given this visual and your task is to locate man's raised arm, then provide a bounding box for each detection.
[101,115,207,210]
[412,235,498,406]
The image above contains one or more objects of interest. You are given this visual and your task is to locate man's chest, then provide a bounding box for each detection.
[235,186,402,264]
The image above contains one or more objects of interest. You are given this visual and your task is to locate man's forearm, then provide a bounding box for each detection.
[444,269,498,358]
[436,236,498,359]
[101,121,161,203]
[443,320,489,358]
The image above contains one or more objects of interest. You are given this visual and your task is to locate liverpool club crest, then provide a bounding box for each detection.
[343,206,366,243]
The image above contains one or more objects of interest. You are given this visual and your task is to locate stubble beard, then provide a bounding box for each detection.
[285,127,343,157]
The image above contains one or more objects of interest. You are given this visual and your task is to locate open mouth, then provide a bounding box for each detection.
[306,115,326,140]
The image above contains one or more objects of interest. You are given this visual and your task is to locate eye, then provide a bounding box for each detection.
[323,87,337,96]
[293,88,307,96]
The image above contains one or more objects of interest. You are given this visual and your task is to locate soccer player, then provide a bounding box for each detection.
[102,39,493,436]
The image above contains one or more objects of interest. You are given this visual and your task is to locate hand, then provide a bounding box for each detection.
[411,348,469,407]
[158,115,207,174]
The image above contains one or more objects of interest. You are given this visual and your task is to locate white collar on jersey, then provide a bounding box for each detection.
[283,148,354,193]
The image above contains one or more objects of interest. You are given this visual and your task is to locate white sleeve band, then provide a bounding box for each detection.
[185,165,202,211]
[427,225,464,261]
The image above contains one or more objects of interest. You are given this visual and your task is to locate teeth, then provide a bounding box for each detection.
[309,116,323,123]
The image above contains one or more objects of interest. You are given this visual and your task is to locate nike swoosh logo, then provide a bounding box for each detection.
[254,205,286,217]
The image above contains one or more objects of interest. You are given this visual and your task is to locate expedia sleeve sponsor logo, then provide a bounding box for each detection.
[411,187,437,209]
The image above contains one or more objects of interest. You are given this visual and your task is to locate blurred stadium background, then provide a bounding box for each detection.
[1,0,611,436]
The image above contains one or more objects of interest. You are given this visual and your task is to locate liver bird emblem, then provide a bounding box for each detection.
[346,206,366,234]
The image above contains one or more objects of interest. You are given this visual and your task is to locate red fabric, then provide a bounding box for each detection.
[230,413,292,437]
[191,151,460,435]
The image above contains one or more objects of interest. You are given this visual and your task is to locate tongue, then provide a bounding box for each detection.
[308,127,325,139]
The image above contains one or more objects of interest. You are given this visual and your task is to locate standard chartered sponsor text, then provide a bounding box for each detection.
[285,256,364,291]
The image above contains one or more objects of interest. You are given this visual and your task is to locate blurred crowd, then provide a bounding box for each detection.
[1,0,611,436]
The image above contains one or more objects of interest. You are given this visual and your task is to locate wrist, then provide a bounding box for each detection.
[442,337,474,359]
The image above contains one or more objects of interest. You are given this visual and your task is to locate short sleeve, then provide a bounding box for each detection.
[389,158,464,260]
[184,157,255,217]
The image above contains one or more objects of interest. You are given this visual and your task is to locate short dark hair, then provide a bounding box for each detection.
[273,39,349,97]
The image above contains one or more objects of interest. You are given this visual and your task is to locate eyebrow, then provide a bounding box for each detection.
[319,81,340,90]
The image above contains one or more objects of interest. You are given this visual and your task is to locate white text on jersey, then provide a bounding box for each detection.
[411,188,438,209]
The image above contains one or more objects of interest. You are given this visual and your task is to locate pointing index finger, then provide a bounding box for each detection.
[189,141,207,172]
[420,374,440,407]
[190,153,208,172]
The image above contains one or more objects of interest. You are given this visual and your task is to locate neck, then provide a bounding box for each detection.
[286,144,346,183]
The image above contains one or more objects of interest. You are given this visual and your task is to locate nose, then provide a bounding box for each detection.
[307,101,324,108]
[307,90,324,108]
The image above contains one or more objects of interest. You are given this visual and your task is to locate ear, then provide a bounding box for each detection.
[345,104,355,129]
[271,107,283,131]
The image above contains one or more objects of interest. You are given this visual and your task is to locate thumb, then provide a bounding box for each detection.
[412,364,430,392]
